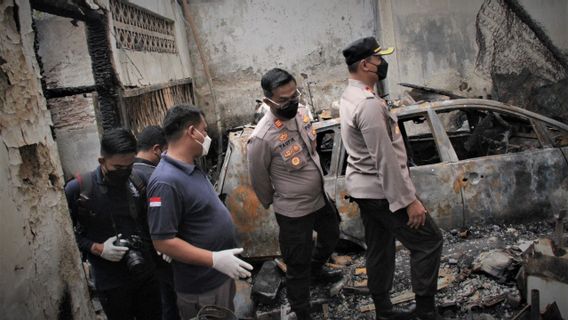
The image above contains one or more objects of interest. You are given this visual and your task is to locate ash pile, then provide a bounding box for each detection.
[234,219,567,320]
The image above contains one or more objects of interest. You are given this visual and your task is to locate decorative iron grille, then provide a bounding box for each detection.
[110,0,177,54]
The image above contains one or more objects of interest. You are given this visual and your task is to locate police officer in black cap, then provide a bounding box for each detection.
[338,37,443,320]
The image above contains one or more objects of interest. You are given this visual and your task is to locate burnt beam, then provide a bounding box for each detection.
[45,85,96,99]
[30,0,101,22]
[85,14,122,131]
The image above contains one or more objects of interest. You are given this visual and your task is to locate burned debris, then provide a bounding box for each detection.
[3,0,568,318]
[240,220,566,320]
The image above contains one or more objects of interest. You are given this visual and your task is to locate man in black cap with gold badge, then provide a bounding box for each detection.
[338,37,443,320]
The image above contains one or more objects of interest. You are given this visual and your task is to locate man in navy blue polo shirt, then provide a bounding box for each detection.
[147,105,253,319]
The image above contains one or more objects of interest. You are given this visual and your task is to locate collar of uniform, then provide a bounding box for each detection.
[162,153,197,176]
[134,157,156,167]
[95,166,105,185]
[348,79,375,93]
[267,108,298,131]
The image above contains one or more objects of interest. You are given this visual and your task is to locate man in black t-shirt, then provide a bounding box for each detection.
[133,125,179,320]
[65,128,161,320]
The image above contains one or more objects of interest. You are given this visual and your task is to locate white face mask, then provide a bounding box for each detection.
[194,129,212,156]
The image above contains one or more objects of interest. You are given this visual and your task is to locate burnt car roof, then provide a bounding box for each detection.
[311,99,568,132]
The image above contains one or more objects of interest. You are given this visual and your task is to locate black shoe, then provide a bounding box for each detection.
[310,265,342,283]
[409,310,442,320]
[376,305,414,320]
[292,309,312,320]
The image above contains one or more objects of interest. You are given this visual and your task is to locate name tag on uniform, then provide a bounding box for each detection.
[274,137,296,151]
[280,143,303,161]
[305,122,316,140]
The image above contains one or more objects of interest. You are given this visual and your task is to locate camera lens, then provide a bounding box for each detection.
[125,250,151,280]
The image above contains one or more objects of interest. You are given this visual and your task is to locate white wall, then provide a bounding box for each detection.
[519,0,568,50]
[103,0,193,87]
[35,13,95,89]
[186,0,376,130]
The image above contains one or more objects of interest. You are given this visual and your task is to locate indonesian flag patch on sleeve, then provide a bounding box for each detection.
[149,197,162,207]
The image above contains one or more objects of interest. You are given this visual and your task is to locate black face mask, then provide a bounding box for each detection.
[368,58,389,80]
[274,100,299,120]
[104,167,132,186]
[377,59,388,80]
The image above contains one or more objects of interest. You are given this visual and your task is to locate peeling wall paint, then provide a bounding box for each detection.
[47,94,100,180]
[0,1,95,318]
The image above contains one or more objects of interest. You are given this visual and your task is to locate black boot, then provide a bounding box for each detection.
[408,310,442,320]
[292,308,312,320]
[310,264,342,283]
[409,295,441,320]
[373,294,413,320]
[376,305,414,320]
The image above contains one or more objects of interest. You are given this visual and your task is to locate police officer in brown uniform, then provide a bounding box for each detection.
[248,68,341,320]
[339,37,443,320]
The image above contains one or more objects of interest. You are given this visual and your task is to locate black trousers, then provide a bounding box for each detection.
[157,263,180,320]
[354,198,443,310]
[98,275,161,320]
[275,201,339,313]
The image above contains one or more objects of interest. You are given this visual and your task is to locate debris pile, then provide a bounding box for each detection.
[243,219,566,319]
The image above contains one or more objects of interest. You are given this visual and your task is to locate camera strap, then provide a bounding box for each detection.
[125,179,143,235]
[107,176,144,236]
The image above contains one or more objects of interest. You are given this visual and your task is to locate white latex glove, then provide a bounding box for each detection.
[100,236,129,262]
[212,248,253,279]
[157,251,172,263]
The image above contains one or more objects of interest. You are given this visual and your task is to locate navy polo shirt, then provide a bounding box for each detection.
[147,154,236,294]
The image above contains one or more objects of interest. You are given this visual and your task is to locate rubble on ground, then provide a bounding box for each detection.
[245,219,565,319]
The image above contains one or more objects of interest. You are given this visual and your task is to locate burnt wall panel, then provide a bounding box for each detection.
[124,82,194,134]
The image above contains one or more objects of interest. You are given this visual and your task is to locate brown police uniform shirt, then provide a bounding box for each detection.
[247,105,325,218]
[339,79,416,213]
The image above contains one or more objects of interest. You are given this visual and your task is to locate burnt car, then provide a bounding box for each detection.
[216,99,568,258]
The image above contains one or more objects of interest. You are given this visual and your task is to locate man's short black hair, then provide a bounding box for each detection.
[100,128,137,156]
[261,68,296,98]
[136,125,166,152]
[162,104,205,142]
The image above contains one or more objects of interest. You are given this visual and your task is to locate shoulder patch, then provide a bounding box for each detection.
[251,116,272,139]
[363,90,376,99]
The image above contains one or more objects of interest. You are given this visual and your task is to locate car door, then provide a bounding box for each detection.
[333,108,465,248]
[435,106,568,224]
